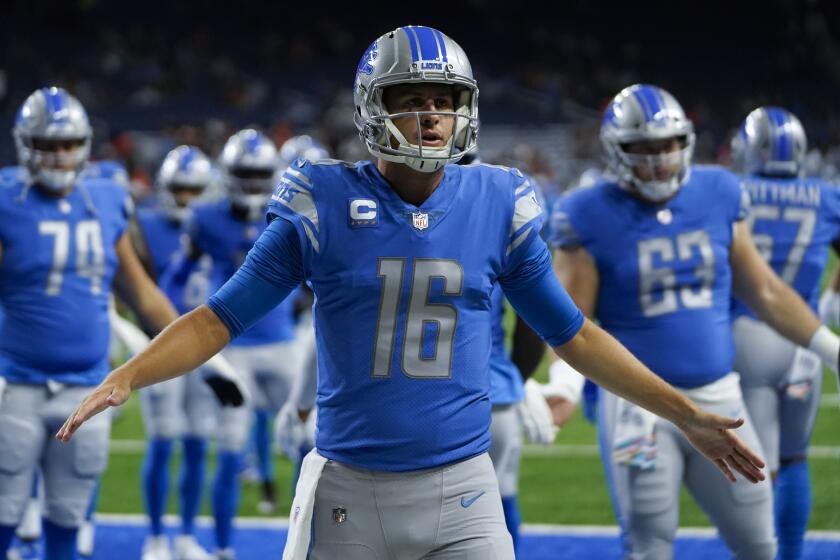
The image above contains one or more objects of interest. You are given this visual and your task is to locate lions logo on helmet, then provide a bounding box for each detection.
[219,129,279,222]
[13,87,93,192]
[353,26,479,173]
[731,107,807,177]
[600,84,695,203]
[157,146,213,223]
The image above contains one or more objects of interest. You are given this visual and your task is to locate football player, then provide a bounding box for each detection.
[158,129,303,559]
[135,145,218,560]
[551,84,840,559]
[730,107,840,560]
[59,30,767,560]
[0,87,242,560]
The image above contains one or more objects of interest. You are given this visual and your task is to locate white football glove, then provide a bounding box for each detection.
[201,354,250,407]
[818,289,840,329]
[541,360,586,404]
[275,401,312,463]
[517,379,558,445]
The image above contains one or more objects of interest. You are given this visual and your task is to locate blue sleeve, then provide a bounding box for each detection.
[207,217,304,339]
[500,237,585,347]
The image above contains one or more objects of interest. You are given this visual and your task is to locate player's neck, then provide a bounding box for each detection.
[33,183,73,198]
[377,159,444,207]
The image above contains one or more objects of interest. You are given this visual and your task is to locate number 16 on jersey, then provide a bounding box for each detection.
[372,258,463,380]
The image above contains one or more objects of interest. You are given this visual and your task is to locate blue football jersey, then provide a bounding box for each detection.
[137,208,182,281]
[551,166,748,388]
[267,159,550,471]
[488,284,525,405]
[188,198,296,345]
[0,178,130,384]
[731,175,840,317]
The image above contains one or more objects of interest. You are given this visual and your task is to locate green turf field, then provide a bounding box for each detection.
[100,368,840,530]
[97,257,840,531]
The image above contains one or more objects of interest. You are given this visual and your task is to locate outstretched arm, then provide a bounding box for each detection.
[57,304,231,441]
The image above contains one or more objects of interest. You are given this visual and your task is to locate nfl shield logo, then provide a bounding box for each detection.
[332,507,347,524]
[412,212,429,230]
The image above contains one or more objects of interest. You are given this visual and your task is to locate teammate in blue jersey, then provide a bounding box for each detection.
[551,84,840,560]
[729,107,840,560]
[4,158,131,560]
[0,87,178,560]
[158,129,303,559]
[134,145,219,560]
[61,29,767,560]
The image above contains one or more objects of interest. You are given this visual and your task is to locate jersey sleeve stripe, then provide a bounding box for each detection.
[272,188,320,233]
[507,226,534,255]
[514,180,531,196]
[510,189,543,235]
[282,170,313,191]
[301,221,320,254]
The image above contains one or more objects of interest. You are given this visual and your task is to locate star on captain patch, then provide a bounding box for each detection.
[412,211,429,230]
[332,507,347,524]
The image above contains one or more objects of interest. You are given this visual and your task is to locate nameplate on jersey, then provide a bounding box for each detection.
[412,211,429,231]
[348,198,378,228]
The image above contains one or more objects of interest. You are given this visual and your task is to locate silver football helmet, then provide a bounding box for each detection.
[600,84,695,202]
[353,26,479,172]
[279,134,330,167]
[219,129,279,222]
[157,145,213,222]
[13,87,93,191]
[731,107,806,177]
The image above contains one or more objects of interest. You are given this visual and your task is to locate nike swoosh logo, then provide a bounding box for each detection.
[460,491,486,508]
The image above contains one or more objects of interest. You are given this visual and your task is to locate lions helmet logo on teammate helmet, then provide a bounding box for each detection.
[600,84,695,203]
[13,87,93,192]
[219,129,279,222]
[731,106,807,178]
[353,26,480,173]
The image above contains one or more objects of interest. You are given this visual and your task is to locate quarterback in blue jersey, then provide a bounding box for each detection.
[729,107,840,560]
[61,29,766,560]
[0,87,181,560]
[134,145,218,560]
[551,84,840,560]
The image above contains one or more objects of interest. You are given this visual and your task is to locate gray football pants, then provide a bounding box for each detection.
[0,382,111,528]
[733,316,822,472]
[598,386,776,560]
[489,404,523,497]
[309,452,514,559]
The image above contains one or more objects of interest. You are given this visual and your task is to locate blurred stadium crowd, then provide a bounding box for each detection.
[0,0,840,196]
[1,0,840,201]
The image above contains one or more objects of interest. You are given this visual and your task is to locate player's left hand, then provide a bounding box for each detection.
[201,354,250,407]
[679,411,766,484]
[56,371,132,442]
[517,379,559,445]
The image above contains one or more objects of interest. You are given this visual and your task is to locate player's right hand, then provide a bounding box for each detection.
[275,402,311,463]
[678,410,766,484]
[56,371,132,442]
